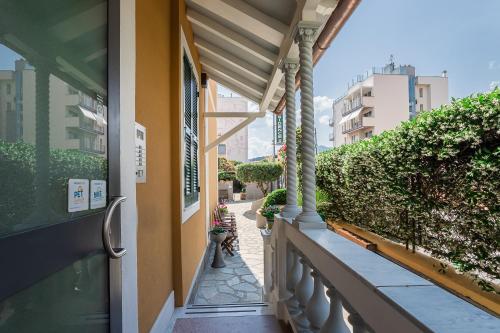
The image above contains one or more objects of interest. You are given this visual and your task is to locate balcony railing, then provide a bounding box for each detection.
[342,116,375,134]
[262,216,500,333]
[341,96,374,117]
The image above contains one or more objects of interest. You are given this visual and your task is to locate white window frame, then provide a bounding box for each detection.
[180,28,200,223]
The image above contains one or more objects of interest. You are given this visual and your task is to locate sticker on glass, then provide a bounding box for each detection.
[68,179,89,212]
[90,180,107,209]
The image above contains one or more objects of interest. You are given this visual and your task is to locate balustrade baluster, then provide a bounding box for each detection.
[343,297,371,333]
[286,246,302,315]
[319,282,350,333]
[305,269,329,331]
[293,256,313,330]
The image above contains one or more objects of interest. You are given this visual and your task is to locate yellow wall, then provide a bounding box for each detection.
[136,0,218,331]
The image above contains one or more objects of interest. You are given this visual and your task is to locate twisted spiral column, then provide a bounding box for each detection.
[295,23,323,226]
[281,60,301,218]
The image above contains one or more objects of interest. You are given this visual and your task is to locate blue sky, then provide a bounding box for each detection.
[1,0,499,159]
[239,0,500,158]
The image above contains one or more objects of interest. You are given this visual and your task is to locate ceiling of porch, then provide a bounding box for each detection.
[185,0,341,112]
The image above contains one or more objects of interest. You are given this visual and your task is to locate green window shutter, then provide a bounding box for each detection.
[183,53,199,207]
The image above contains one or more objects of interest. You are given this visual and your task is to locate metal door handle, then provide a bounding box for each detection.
[103,196,127,259]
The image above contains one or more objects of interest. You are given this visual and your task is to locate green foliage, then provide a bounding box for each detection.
[261,205,281,220]
[0,141,107,234]
[236,162,283,196]
[218,157,235,172]
[263,188,287,208]
[218,171,236,182]
[316,90,500,285]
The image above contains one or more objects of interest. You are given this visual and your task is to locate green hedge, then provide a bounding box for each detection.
[316,90,500,287]
[0,141,107,235]
[263,188,287,208]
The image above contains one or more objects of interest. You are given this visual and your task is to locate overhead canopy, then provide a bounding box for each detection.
[186,0,341,112]
[339,109,361,125]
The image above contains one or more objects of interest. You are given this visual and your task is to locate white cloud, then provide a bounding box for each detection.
[248,135,274,159]
[265,113,273,127]
[490,81,499,91]
[319,115,330,125]
[488,60,500,70]
[248,101,259,112]
[314,96,334,114]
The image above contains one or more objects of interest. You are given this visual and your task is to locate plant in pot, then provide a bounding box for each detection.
[261,205,280,230]
[217,203,229,216]
[210,220,227,268]
[240,186,247,200]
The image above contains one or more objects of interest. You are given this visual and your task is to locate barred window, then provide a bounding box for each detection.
[183,53,199,208]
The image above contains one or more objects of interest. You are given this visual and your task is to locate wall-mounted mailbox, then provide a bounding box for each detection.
[135,122,146,183]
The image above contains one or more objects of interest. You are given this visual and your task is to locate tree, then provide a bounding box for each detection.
[236,162,283,196]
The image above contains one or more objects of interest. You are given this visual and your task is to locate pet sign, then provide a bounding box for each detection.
[90,180,106,209]
[68,179,89,212]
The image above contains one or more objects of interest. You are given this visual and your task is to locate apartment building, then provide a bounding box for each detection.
[329,61,448,146]
[0,59,106,155]
[216,95,248,162]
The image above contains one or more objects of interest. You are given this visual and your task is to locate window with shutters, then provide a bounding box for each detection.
[182,52,199,210]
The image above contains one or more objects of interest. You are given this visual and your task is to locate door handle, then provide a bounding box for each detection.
[103,196,127,259]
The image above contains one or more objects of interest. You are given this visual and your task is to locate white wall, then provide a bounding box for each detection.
[216,96,249,162]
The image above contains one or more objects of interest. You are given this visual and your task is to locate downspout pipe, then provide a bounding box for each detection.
[273,0,361,114]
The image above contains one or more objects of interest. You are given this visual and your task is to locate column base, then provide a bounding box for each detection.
[293,211,326,229]
[281,204,302,219]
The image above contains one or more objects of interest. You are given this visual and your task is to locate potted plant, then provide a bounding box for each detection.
[240,186,247,200]
[260,205,280,230]
[209,220,227,268]
[217,203,229,216]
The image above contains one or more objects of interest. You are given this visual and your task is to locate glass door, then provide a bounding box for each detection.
[0,0,122,332]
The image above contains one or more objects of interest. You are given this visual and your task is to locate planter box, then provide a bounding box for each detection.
[256,209,267,229]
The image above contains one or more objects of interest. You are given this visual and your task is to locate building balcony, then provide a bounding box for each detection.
[341,96,375,117]
[342,116,375,134]
[329,132,334,141]
[329,117,335,126]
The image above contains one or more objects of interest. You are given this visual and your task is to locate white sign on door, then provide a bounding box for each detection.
[90,180,107,209]
[68,179,89,212]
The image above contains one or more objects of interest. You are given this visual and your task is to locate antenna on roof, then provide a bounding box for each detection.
[389,54,395,65]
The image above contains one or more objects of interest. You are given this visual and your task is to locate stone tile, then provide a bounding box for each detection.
[189,200,265,305]
[241,274,257,284]
[233,282,259,292]
[227,276,240,286]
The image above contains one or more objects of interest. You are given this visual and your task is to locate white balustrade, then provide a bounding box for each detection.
[293,256,313,330]
[264,214,500,333]
[305,269,329,331]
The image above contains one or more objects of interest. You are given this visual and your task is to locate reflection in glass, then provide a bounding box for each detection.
[0,0,108,236]
[0,254,109,332]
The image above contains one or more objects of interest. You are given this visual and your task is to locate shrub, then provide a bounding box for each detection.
[316,90,500,286]
[0,141,106,235]
[236,162,283,196]
[218,171,236,182]
[261,205,281,220]
[263,188,287,208]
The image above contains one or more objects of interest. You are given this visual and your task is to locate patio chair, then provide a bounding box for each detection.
[213,208,238,256]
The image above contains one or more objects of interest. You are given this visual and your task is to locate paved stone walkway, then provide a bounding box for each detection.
[192,200,264,305]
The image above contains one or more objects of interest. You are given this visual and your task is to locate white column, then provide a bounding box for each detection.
[286,246,302,315]
[343,297,371,333]
[319,282,350,333]
[293,256,313,330]
[281,60,301,218]
[294,22,324,227]
[305,269,329,331]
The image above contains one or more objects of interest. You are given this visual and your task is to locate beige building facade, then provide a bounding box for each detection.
[330,62,448,146]
[216,95,249,162]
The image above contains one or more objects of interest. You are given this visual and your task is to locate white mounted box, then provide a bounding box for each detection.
[135,122,146,183]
